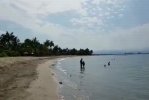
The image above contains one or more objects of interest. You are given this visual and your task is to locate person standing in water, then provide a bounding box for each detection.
[108,61,110,66]
[80,58,85,69]
[80,58,83,69]
[82,61,85,69]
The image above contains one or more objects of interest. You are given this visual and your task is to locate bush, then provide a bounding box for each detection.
[9,51,21,56]
[4,50,20,56]
[10,51,21,56]
[0,52,8,57]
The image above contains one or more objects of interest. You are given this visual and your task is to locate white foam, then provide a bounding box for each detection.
[58,58,65,62]
[56,59,68,75]
[56,58,65,66]
[61,69,67,74]
[59,95,65,100]
[56,65,68,75]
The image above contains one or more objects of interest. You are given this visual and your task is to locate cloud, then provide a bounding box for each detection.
[8,0,84,15]
[109,24,149,50]
[0,0,128,32]
[46,23,149,51]
[0,0,86,37]
[0,0,149,51]
[0,0,84,28]
[90,23,149,50]
[71,0,127,29]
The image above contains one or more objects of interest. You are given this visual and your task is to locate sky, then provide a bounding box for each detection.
[0,0,149,51]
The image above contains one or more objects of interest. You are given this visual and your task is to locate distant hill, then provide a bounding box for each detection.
[93,50,149,55]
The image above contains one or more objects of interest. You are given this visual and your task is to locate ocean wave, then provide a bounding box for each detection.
[56,65,68,75]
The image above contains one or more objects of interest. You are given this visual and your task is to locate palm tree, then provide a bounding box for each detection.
[32,37,40,55]
[44,40,50,48]
[53,45,59,55]
[49,41,54,48]
[70,48,77,55]
[0,31,20,50]
[21,39,33,55]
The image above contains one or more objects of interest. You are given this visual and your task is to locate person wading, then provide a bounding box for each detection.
[80,58,85,69]
[80,58,83,69]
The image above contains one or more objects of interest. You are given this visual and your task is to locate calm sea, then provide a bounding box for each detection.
[55,55,149,100]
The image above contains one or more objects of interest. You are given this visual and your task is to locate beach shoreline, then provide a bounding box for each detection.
[0,57,62,100]
[26,58,60,100]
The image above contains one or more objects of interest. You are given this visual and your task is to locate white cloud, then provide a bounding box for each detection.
[72,0,127,28]
[0,0,127,32]
[47,23,149,51]
[9,0,84,15]
[109,24,149,50]
[89,24,149,50]
[0,0,85,36]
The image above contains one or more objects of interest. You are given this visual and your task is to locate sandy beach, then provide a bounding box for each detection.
[0,57,59,100]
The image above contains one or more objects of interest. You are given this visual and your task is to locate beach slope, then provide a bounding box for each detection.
[26,59,58,100]
[0,57,58,100]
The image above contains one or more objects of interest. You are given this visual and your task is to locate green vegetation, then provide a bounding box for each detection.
[0,31,93,57]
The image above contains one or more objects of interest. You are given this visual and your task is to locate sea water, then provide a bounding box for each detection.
[55,55,149,100]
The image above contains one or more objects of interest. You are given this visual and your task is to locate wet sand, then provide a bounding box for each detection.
[0,57,59,100]
[26,59,58,100]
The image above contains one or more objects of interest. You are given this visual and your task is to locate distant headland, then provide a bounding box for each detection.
[93,50,149,55]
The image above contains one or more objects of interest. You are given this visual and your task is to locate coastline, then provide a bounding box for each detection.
[26,58,59,100]
[0,57,62,100]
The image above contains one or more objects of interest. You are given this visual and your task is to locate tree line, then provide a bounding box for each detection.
[0,31,93,57]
